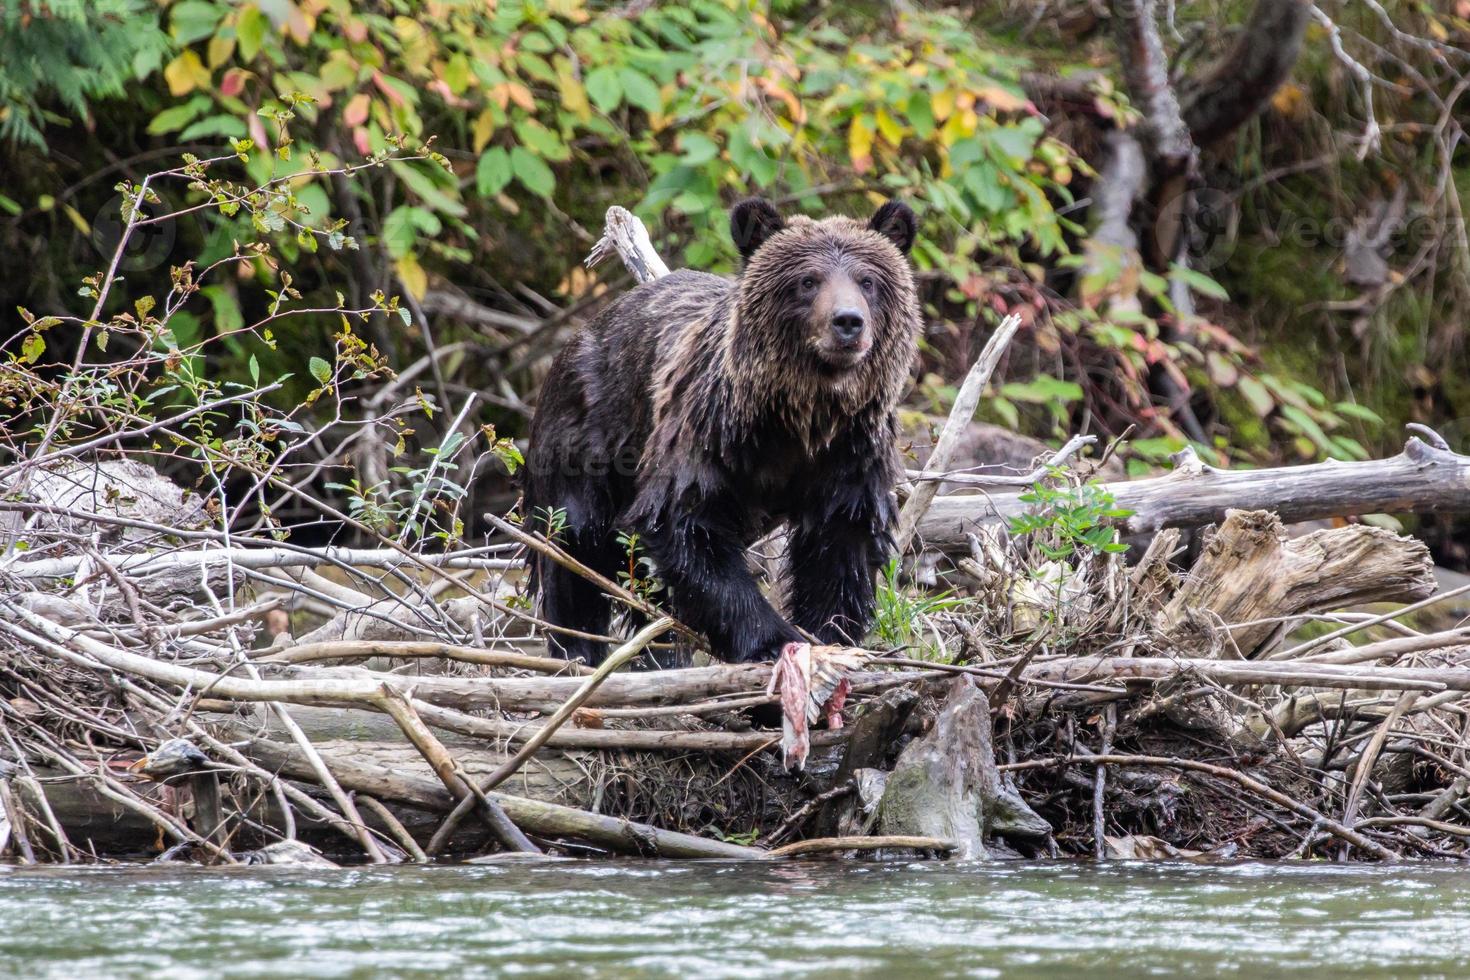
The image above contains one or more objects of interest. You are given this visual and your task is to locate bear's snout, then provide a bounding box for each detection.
[812,274,873,367]
[832,308,866,345]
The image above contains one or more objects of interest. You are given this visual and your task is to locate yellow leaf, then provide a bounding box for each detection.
[931,88,956,123]
[207,32,236,69]
[554,56,591,121]
[1271,82,1308,119]
[939,111,970,147]
[874,107,905,146]
[164,50,211,97]
[471,107,496,153]
[393,16,431,71]
[62,204,90,236]
[506,82,535,111]
[396,254,428,300]
[849,114,874,174]
[975,85,1027,112]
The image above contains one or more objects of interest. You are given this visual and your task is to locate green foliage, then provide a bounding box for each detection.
[118,0,1077,294]
[0,1,169,148]
[1007,469,1132,562]
[533,506,569,543]
[0,0,1425,504]
[3,98,491,550]
[615,530,660,602]
[870,558,968,659]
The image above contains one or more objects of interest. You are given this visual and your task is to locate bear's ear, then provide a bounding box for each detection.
[868,200,917,255]
[730,198,785,260]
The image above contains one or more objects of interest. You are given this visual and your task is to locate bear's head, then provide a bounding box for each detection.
[729,197,918,377]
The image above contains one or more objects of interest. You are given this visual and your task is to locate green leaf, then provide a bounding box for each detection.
[999,376,1084,404]
[248,354,260,387]
[1237,376,1274,417]
[679,132,720,165]
[513,118,570,162]
[475,147,513,197]
[1279,404,1334,455]
[169,1,223,44]
[510,146,555,198]
[147,96,210,136]
[585,67,622,112]
[309,357,332,385]
[202,286,243,332]
[1334,401,1383,425]
[619,68,662,114]
[178,115,248,142]
[237,5,268,60]
[1171,264,1230,301]
[906,90,935,139]
[990,396,1019,430]
[382,206,418,260]
[388,161,467,218]
[988,122,1040,165]
[19,333,45,364]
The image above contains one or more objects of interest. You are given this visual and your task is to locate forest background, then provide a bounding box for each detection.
[3,0,1467,567]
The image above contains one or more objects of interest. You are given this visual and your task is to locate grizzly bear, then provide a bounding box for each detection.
[524,197,920,664]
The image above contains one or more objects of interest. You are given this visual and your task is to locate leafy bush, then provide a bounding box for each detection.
[0,0,169,150]
[0,0,1410,501]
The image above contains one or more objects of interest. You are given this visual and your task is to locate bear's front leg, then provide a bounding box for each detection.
[639,497,803,664]
[787,469,895,647]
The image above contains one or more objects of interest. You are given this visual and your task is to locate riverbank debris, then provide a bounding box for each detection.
[5,208,1470,867]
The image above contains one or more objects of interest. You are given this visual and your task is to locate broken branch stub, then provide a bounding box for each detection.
[1160,509,1436,659]
[584,206,669,284]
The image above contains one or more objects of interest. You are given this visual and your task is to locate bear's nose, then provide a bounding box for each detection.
[832,309,866,344]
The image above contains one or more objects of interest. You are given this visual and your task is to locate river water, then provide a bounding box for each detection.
[1,860,1467,977]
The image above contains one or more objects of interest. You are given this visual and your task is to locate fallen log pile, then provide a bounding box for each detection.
[5,456,1470,865]
[5,208,1470,867]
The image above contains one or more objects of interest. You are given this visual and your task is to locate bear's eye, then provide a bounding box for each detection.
[859,276,876,292]
[799,276,817,291]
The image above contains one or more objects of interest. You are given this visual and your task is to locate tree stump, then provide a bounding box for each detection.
[874,675,1049,859]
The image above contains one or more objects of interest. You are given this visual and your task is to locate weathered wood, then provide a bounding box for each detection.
[243,737,761,859]
[917,437,1470,551]
[584,206,670,284]
[874,675,1048,859]
[894,314,1022,553]
[425,619,673,855]
[1160,510,1435,658]
[1026,656,1470,693]
[8,545,515,582]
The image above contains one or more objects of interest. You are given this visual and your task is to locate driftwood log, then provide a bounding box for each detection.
[917,437,1470,551]
[1160,510,1436,658]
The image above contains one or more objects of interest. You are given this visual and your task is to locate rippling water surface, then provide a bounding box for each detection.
[2,861,1468,977]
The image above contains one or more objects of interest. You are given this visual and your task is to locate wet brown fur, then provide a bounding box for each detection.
[526,199,921,664]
